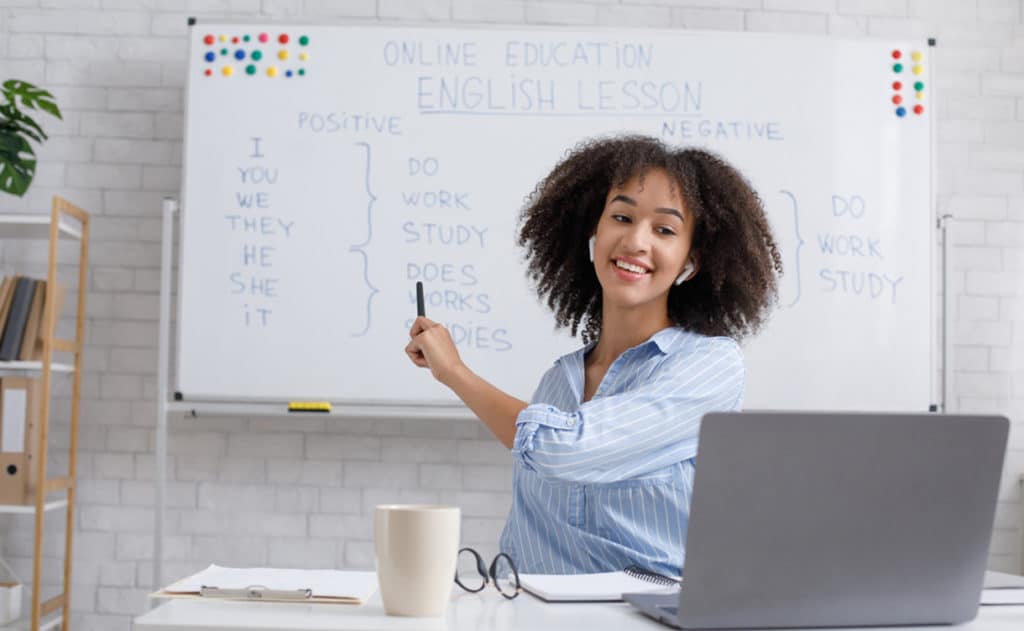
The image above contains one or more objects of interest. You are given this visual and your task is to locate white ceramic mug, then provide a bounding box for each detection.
[374,505,460,617]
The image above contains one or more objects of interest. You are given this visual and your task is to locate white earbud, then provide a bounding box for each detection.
[588,236,595,262]
[675,260,695,286]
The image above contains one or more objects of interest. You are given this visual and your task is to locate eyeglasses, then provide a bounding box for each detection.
[453,547,520,600]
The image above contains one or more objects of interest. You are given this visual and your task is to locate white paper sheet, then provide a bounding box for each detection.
[162,564,377,602]
[981,589,1024,605]
[519,571,680,602]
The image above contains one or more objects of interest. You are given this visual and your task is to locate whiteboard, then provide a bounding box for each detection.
[177,23,933,411]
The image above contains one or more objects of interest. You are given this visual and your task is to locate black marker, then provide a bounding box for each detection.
[416,281,425,317]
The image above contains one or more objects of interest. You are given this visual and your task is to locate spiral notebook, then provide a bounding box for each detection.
[520,566,681,602]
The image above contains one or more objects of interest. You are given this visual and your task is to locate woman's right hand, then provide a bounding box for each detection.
[405,317,465,386]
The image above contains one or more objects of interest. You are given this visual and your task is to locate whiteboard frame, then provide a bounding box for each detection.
[172,18,939,409]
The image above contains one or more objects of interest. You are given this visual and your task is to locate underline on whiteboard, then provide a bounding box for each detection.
[418,110,703,118]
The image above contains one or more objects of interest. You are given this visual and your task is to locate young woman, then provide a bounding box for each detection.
[405,135,781,576]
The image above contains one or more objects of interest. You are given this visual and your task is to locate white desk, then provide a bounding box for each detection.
[134,589,1024,631]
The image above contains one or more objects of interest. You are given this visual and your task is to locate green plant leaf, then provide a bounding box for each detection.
[0,79,60,197]
[0,133,36,197]
[2,80,62,120]
[8,111,46,142]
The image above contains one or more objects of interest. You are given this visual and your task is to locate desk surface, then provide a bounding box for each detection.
[134,589,1024,631]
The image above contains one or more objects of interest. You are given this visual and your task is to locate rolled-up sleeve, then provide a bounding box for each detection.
[512,338,744,484]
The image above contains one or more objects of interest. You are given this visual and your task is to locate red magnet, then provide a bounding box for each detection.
[892,95,902,105]
[279,34,289,44]
[203,34,215,45]
[892,50,901,59]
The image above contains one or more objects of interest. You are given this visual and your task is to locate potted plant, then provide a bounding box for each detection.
[0,80,62,197]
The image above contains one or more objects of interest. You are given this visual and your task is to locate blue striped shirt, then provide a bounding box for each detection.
[499,327,744,576]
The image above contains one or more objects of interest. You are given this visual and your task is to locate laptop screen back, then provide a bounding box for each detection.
[677,412,1008,629]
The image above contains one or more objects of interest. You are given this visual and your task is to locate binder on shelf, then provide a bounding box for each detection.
[0,279,36,361]
[0,453,28,505]
[18,280,45,361]
[0,377,38,505]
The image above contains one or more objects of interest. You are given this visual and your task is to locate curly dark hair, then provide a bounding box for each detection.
[517,135,782,343]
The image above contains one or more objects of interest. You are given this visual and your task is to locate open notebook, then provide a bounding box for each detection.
[520,568,681,602]
[154,564,378,605]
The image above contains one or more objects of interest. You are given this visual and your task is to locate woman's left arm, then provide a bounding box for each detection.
[513,338,744,484]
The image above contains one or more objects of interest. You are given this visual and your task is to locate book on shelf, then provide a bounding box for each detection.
[0,277,17,337]
[0,277,67,364]
[0,278,37,361]
[18,280,45,361]
[32,281,66,360]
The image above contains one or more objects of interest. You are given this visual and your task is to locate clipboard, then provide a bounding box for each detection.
[153,564,378,605]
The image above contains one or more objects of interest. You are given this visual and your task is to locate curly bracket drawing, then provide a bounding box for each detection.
[349,142,379,337]
[778,189,804,308]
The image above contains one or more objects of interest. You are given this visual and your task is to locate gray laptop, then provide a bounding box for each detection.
[625,411,1008,629]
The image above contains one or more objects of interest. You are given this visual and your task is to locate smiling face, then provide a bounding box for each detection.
[592,167,697,318]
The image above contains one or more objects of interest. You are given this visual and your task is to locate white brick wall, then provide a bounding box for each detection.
[0,1,1022,627]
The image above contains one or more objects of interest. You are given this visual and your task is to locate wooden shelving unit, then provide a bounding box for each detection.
[0,198,89,631]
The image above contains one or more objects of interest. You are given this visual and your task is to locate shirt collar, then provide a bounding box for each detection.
[559,326,687,367]
[649,327,686,354]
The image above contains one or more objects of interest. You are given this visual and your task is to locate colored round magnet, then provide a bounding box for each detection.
[892,81,902,90]
[278,49,289,60]
[286,70,293,77]
[913,104,924,115]
[252,50,263,61]
[895,106,906,117]
[232,36,239,44]
[222,65,234,76]
[891,49,901,59]
[219,34,227,43]
[204,51,215,62]
[916,91,924,100]
[204,69,212,76]
[893,63,903,73]
[279,34,289,44]
[244,35,250,42]
[914,81,924,91]
[299,35,309,46]
[298,68,305,76]
[203,34,215,45]
[912,65,923,75]
[234,49,245,60]
[911,51,922,62]
[267,66,278,77]
[892,94,902,105]
[246,64,256,75]
[259,32,269,43]
[299,51,309,61]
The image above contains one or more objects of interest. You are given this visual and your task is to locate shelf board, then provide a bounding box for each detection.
[0,215,82,240]
[0,612,61,631]
[0,499,67,515]
[0,362,74,377]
